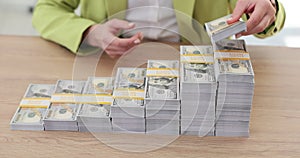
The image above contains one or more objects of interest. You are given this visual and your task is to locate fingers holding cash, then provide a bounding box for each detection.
[227,0,276,36]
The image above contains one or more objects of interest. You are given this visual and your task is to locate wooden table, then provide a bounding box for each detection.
[0,35,299,158]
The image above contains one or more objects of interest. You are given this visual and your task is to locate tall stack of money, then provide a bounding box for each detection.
[10,84,55,130]
[111,68,146,133]
[180,46,217,136]
[43,80,86,131]
[213,39,255,137]
[77,77,114,132]
[145,60,180,135]
[205,14,246,42]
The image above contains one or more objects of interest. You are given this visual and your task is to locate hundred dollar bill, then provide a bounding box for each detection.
[110,98,145,118]
[44,103,78,121]
[147,60,179,77]
[51,80,86,104]
[10,84,55,131]
[205,14,246,42]
[218,59,253,74]
[113,98,144,108]
[146,76,178,99]
[214,58,254,82]
[79,103,110,118]
[114,68,146,90]
[11,107,45,125]
[214,39,246,51]
[148,60,179,69]
[181,45,214,56]
[25,84,55,98]
[180,45,215,83]
[84,77,113,94]
[54,80,86,94]
[183,63,216,83]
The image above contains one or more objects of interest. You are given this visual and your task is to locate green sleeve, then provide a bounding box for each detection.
[228,0,286,38]
[254,2,286,38]
[32,0,97,53]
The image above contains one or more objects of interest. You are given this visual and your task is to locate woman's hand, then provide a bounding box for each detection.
[84,19,143,57]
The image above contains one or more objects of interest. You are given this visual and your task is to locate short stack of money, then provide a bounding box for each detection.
[43,80,86,131]
[77,77,114,132]
[110,68,146,133]
[213,39,255,137]
[205,14,246,42]
[10,84,55,130]
[180,45,217,136]
[145,60,180,135]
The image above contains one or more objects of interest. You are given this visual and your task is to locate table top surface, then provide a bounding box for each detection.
[0,35,300,158]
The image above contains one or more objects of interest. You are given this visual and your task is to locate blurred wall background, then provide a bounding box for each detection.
[0,0,298,47]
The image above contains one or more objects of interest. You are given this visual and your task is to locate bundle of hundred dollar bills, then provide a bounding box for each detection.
[180,45,216,136]
[43,80,86,131]
[10,84,55,130]
[205,14,247,42]
[145,60,180,135]
[10,15,256,137]
[77,77,114,132]
[111,68,146,133]
[213,39,255,137]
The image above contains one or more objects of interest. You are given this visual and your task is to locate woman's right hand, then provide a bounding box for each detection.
[84,19,143,58]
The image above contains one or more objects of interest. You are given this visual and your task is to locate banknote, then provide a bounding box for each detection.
[146,76,178,99]
[11,107,45,124]
[114,68,146,90]
[25,84,55,98]
[84,77,113,94]
[218,59,252,74]
[79,104,110,117]
[183,63,215,83]
[44,103,77,120]
[148,60,179,69]
[214,39,246,51]
[55,80,86,94]
[205,14,246,42]
[181,45,213,56]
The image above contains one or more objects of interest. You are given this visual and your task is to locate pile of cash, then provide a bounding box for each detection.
[77,77,114,132]
[11,14,256,137]
[213,39,255,137]
[43,80,86,131]
[110,68,146,133]
[10,84,55,130]
[205,14,246,42]
[145,60,180,135]
[180,46,216,136]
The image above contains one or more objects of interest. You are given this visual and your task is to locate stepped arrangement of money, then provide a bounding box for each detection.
[43,80,86,131]
[205,14,247,42]
[10,84,55,130]
[77,77,114,132]
[213,39,255,137]
[145,60,180,135]
[11,15,256,137]
[180,46,217,136]
[110,68,146,133]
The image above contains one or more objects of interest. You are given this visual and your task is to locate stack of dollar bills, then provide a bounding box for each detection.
[10,84,55,130]
[205,14,247,42]
[213,39,255,137]
[110,68,146,133]
[180,46,217,136]
[77,77,113,132]
[43,80,86,131]
[145,60,180,135]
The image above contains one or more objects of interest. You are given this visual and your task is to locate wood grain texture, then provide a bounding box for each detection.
[0,35,299,158]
